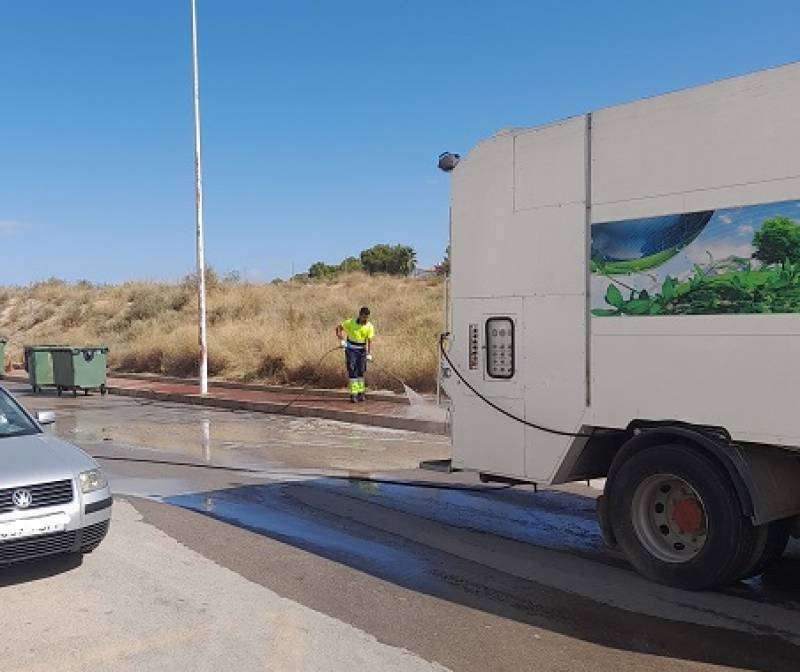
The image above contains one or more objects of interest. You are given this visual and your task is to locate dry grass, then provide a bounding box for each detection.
[0,274,444,392]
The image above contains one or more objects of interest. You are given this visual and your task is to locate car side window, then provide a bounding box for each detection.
[0,392,38,437]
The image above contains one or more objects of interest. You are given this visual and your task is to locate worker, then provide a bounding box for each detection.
[336,306,375,402]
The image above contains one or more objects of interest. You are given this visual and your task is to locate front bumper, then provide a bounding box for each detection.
[0,519,110,564]
[0,483,112,565]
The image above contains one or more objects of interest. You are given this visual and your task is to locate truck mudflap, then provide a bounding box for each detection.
[731,443,800,526]
[596,494,616,548]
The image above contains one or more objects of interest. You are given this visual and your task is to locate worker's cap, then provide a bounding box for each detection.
[359,306,371,316]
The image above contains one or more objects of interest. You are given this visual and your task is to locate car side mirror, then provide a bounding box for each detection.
[36,411,56,425]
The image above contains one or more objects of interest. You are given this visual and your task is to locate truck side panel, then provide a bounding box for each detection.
[592,64,800,221]
[522,293,588,481]
[588,63,800,446]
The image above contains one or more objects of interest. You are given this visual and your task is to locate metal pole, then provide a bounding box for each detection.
[201,418,211,461]
[190,0,208,395]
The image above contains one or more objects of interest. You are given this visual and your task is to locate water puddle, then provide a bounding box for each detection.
[168,485,435,587]
[317,478,605,556]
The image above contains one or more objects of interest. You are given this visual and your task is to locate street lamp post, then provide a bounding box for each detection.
[437,153,460,406]
[190,0,208,395]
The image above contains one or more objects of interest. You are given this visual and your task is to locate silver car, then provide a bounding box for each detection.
[0,385,111,564]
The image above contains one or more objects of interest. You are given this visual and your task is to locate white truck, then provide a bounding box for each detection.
[438,61,800,589]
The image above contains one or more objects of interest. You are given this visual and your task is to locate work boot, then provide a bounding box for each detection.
[357,392,365,402]
[350,394,357,403]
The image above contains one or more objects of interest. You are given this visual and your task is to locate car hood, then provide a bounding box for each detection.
[0,433,97,488]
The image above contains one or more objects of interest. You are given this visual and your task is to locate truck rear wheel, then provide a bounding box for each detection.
[608,443,760,590]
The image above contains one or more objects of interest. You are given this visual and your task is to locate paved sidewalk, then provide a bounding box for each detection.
[2,500,449,672]
[6,373,448,435]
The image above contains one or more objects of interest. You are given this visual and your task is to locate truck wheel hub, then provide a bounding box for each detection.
[671,497,705,535]
[632,474,708,563]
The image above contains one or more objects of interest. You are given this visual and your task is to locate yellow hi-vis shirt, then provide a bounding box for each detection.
[341,318,375,344]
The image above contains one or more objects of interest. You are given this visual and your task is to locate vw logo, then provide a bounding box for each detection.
[12,489,32,509]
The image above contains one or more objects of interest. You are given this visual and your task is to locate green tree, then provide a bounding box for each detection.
[359,244,416,275]
[753,216,800,266]
[308,261,339,279]
[339,256,362,273]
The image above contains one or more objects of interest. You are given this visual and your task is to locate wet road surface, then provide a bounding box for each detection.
[10,382,800,671]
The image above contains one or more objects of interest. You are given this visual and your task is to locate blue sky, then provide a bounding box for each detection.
[1,1,799,284]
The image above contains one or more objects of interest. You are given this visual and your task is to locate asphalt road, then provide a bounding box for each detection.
[5,382,800,672]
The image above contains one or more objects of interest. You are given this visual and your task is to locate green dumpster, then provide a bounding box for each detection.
[24,345,66,393]
[0,338,6,379]
[52,346,109,397]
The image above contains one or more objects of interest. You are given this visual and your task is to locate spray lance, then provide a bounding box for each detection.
[339,341,430,406]
[274,341,425,414]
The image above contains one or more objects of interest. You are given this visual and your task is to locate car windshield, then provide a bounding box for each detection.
[0,389,39,438]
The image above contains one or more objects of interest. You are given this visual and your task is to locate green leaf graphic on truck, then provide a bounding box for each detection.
[590,200,800,316]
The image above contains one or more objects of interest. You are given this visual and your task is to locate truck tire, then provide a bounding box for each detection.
[608,443,761,590]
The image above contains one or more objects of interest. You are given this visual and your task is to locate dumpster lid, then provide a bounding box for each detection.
[52,346,109,354]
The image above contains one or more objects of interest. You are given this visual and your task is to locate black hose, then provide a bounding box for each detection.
[273,345,344,413]
[128,346,345,414]
[438,333,597,439]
